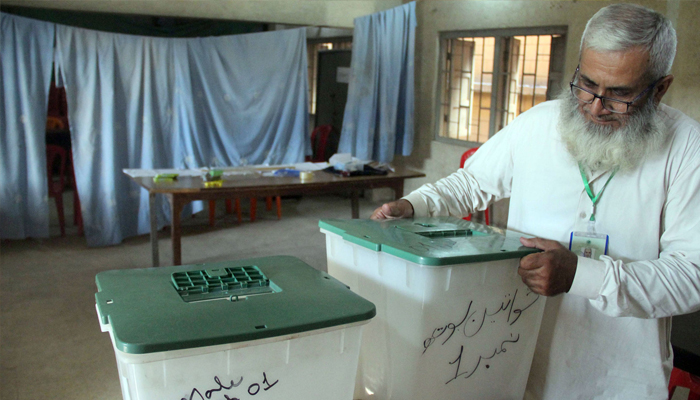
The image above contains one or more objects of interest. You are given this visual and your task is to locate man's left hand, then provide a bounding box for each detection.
[518,237,578,296]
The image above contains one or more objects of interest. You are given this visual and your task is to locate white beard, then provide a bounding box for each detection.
[557,90,667,172]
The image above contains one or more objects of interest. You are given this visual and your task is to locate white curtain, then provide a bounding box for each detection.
[0,14,55,239]
[339,2,416,163]
[54,26,309,247]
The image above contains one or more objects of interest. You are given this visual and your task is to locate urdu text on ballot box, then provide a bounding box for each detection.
[95,256,375,400]
[319,217,546,400]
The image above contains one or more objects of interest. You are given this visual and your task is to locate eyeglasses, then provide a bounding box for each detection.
[569,66,664,114]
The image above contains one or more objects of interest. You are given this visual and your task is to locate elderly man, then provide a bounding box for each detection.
[372,3,700,399]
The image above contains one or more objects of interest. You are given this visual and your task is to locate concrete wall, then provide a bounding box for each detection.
[2,0,403,28]
[399,0,700,227]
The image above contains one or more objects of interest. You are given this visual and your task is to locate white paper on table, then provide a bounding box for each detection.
[293,162,330,171]
[123,168,202,178]
[222,169,261,176]
[328,153,353,165]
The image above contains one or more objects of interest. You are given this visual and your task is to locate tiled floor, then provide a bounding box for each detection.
[0,192,383,400]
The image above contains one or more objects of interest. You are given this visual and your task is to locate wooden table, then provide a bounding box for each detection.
[125,167,425,267]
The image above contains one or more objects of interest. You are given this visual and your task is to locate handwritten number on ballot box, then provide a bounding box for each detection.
[182,372,279,400]
[421,288,540,384]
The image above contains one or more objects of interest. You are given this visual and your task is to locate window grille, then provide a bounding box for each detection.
[438,28,566,144]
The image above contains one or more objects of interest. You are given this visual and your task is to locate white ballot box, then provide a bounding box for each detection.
[319,217,546,400]
[96,256,375,400]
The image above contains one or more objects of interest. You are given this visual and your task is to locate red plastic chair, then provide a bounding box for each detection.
[310,125,341,163]
[460,147,489,225]
[311,125,332,162]
[208,196,281,227]
[46,144,68,236]
[460,147,478,169]
[249,196,282,222]
[669,367,700,400]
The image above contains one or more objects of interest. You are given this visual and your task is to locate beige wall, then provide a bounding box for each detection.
[2,0,403,28]
[398,0,700,227]
[6,0,698,225]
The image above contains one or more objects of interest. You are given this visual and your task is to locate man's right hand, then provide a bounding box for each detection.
[370,199,415,220]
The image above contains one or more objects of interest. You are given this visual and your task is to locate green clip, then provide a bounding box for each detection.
[153,173,178,182]
[204,169,223,182]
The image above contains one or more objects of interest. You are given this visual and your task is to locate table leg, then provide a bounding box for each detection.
[250,198,257,222]
[169,195,184,266]
[394,180,405,199]
[275,196,282,220]
[351,190,360,219]
[208,200,216,227]
[235,199,242,223]
[149,192,159,268]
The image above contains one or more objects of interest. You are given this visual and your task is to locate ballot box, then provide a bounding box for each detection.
[319,217,546,400]
[95,256,375,400]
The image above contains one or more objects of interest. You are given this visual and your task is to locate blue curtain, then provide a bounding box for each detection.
[0,14,55,239]
[55,27,176,246]
[173,29,309,169]
[55,26,309,247]
[339,2,416,163]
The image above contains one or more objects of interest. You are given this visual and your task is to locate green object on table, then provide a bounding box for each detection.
[319,217,539,266]
[95,256,376,354]
[153,173,178,182]
[204,169,223,181]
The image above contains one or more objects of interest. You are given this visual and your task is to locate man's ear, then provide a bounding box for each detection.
[654,74,674,104]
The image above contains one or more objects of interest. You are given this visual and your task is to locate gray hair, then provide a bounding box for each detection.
[580,3,677,80]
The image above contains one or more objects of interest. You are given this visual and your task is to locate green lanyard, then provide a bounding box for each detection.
[579,163,617,222]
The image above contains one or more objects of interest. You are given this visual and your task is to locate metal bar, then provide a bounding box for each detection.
[489,37,503,139]
[457,39,466,140]
[532,35,541,109]
[477,37,487,142]
[518,37,527,115]
[440,26,567,40]
[443,40,453,139]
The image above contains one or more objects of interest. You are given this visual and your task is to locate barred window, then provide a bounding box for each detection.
[437,28,567,145]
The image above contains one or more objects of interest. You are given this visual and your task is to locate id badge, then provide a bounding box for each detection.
[569,231,609,259]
